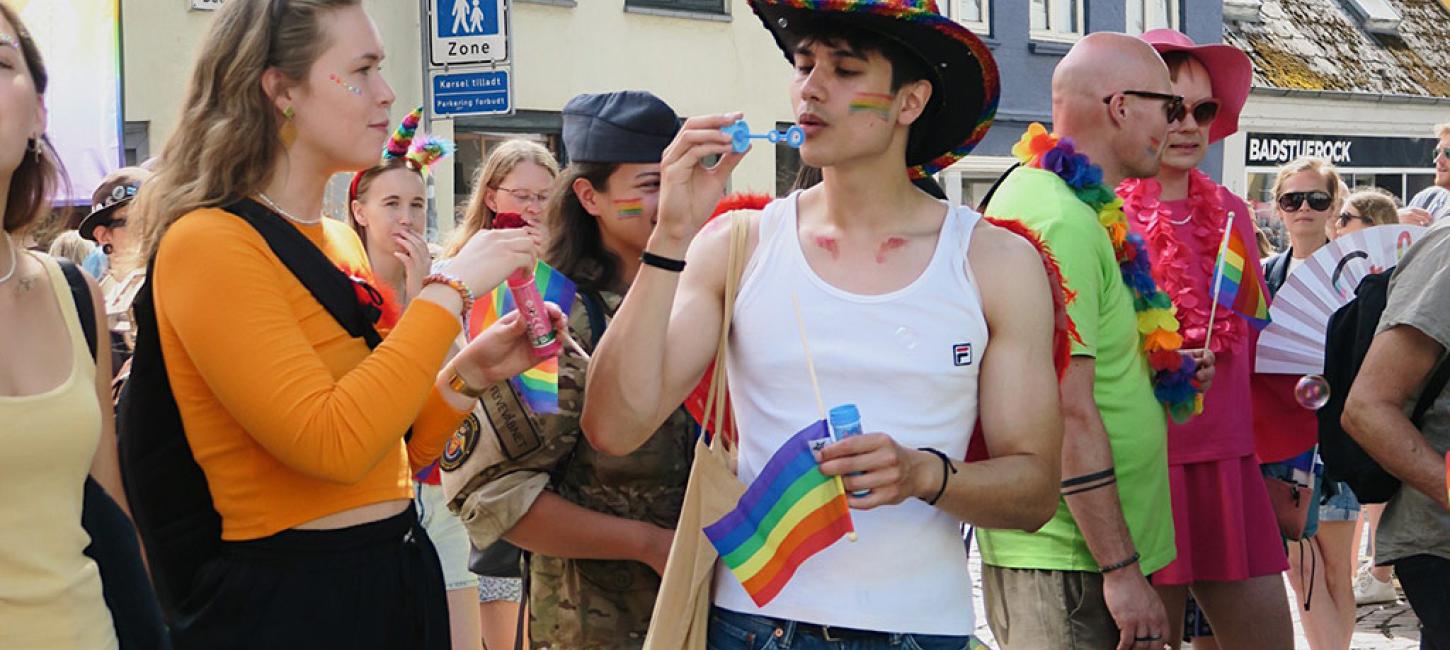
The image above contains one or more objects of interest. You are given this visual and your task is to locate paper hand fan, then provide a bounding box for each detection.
[1255,225,1427,375]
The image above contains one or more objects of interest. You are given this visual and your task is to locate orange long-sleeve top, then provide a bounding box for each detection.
[153,208,468,540]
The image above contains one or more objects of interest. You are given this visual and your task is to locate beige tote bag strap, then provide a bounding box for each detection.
[701,211,751,455]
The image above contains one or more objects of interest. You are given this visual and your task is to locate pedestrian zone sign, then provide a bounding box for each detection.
[430,0,508,66]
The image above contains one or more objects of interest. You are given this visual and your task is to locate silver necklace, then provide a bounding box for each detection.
[0,229,17,284]
[257,192,323,225]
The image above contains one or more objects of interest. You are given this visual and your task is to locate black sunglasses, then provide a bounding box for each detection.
[1103,90,1187,123]
[1185,99,1220,126]
[1337,212,1371,227]
[1278,191,1333,212]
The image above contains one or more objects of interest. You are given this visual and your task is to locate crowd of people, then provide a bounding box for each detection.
[4,0,1450,649]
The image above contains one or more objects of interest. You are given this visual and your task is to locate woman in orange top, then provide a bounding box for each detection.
[127,1,557,648]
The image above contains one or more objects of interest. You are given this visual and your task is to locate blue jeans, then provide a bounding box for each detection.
[707,607,980,650]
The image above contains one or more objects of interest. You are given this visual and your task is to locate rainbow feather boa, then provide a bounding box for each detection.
[1013,123,1203,423]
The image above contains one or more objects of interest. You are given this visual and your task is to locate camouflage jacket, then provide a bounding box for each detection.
[439,289,696,650]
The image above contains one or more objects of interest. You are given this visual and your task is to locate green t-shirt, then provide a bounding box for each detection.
[976,167,1175,574]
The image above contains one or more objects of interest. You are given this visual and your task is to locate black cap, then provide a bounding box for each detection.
[562,91,680,164]
[80,166,152,241]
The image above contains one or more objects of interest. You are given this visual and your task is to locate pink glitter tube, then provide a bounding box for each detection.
[508,266,560,358]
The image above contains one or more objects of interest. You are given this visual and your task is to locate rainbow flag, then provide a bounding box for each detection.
[467,260,577,414]
[704,420,855,607]
[1213,227,1271,329]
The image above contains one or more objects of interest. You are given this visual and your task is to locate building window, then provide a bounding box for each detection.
[1030,0,1084,42]
[1126,0,1179,34]
[624,0,727,15]
[943,0,990,34]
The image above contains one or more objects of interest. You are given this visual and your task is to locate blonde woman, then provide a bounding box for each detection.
[126,1,557,647]
[447,139,559,255]
[438,138,558,650]
[1257,157,1356,650]
[1332,187,1398,237]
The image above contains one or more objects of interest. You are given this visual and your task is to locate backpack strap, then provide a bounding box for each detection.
[579,291,608,348]
[224,199,385,348]
[58,259,98,362]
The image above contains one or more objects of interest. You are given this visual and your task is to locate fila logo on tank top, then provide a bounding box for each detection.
[719,192,988,635]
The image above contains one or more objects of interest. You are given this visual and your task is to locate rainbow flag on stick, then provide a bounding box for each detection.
[468,260,577,413]
[704,420,855,607]
[1211,221,1271,329]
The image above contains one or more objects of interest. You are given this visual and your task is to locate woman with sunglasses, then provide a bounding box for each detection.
[1117,30,1292,649]
[1259,155,1355,650]
[1330,187,1398,238]
[126,1,558,647]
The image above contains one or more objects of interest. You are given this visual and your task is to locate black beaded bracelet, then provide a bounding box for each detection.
[641,251,686,273]
[918,447,958,506]
[1099,551,1140,575]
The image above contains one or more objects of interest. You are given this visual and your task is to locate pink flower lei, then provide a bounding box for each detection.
[1118,169,1245,355]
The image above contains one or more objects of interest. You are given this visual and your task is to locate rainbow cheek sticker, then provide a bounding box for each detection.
[329,73,363,97]
[614,198,645,219]
[849,92,895,119]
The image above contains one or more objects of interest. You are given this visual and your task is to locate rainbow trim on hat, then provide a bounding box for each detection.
[746,0,1000,181]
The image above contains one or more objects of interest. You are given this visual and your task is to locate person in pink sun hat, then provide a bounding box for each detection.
[1116,28,1293,650]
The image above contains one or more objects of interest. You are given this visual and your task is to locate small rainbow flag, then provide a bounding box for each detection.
[848,92,894,116]
[1213,226,1271,329]
[468,260,577,413]
[614,198,644,219]
[704,420,855,607]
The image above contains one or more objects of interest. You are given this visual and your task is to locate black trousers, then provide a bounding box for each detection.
[172,505,449,650]
[1396,554,1450,650]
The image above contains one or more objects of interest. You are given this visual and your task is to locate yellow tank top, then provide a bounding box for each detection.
[0,255,118,650]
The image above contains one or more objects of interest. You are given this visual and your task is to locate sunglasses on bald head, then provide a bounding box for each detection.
[1103,90,1187,124]
[1277,191,1333,212]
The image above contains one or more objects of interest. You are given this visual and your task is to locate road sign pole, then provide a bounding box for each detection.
[418,0,437,235]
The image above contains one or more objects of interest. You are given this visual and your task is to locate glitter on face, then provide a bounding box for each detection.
[329,73,363,97]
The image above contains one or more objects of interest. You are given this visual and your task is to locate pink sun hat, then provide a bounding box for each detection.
[1140,29,1252,145]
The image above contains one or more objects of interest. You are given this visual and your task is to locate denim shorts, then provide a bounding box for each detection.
[1319,481,1363,522]
[1262,460,1321,539]
[707,607,982,650]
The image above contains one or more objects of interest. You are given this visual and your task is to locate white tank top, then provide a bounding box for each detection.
[716,192,987,635]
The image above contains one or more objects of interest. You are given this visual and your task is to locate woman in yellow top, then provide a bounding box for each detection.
[128,1,556,648]
[0,6,126,649]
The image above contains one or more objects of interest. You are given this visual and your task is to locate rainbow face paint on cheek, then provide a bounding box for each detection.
[329,73,363,97]
[849,92,895,119]
[613,198,644,219]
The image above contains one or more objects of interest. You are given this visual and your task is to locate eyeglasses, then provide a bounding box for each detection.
[1277,191,1333,212]
[495,187,550,205]
[1103,90,1187,124]
[1337,212,1371,227]
[1184,99,1220,126]
[1435,148,1450,162]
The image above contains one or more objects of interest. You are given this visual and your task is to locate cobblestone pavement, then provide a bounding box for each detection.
[965,555,1423,649]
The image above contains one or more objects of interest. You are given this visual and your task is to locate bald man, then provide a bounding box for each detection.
[976,33,1215,650]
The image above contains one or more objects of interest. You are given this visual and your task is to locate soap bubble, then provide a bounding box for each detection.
[1295,374,1331,411]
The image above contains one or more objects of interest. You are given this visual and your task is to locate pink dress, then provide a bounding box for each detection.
[1126,186,1288,585]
